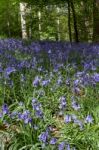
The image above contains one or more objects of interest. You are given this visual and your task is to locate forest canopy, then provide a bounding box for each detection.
[0,0,99,42]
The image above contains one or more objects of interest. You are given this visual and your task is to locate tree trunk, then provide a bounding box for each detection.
[67,0,72,42]
[38,10,41,40]
[7,0,11,37]
[56,6,60,41]
[70,0,79,42]
[93,0,99,42]
[20,2,28,39]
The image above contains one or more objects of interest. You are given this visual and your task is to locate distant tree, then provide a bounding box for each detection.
[93,0,99,42]
[20,2,28,39]
[70,0,79,42]
[67,0,72,42]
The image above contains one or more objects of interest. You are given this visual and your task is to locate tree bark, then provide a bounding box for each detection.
[56,6,60,41]
[38,10,41,40]
[70,0,79,42]
[93,0,99,42]
[7,0,11,37]
[67,0,72,42]
[20,2,28,39]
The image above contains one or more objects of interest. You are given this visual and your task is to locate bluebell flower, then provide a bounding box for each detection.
[72,114,83,129]
[18,110,31,124]
[33,76,41,87]
[35,110,43,118]
[71,114,77,120]
[32,98,37,104]
[59,96,66,110]
[48,49,52,54]
[57,76,63,85]
[64,115,71,123]
[85,115,93,123]
[93,73,99,82]
[71,101,80,110]
[66,78,71,86]
[49,137,57,145]
[66,144,71,150]
[5,67,16,77]
[41,79,50,86]
[73,87,81,95]
[24,117,32,124]
[10,111,17,119]
[73,119,83,129]
[32,98,43,118]
[58,142,65,150]
[2,104,9,115]
[39,130,49,143]
[74,79,79,86]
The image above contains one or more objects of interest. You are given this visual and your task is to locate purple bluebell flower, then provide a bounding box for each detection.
[18,110,31,124]
[85,115,93,123]
[48,49,52,54]
[39,130,49,143]
[58,142,65,150]
[49,137,57,145]
[84,63,91,71]
[71,101,80,110]
[71,114,77,120]
[59,96,66,110]
[24,117,32,124]
[41,79,50,86]
[32,98,43,118]
[10,111,17,119]
[66,78,71,86]
[72,114,83,129]
[93,73,99,82]
[64,115,71,123]
[73,119,83,129]
[2,104,9,115]
[67,144,71,150]
[91,65,96,71]
[74,79,79,86]
[33,76,41,87]
[35,110,43,118]
[32,98,37,104]
[5,67,16,77]
[57,76,63,85]
[73,87,81,95]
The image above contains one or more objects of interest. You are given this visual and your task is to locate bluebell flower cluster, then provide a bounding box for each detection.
[32,98,43,118]
[0,39,98,149]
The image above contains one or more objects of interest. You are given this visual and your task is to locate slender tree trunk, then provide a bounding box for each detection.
[70,0,79,42]
[93,0,99,42]
[67,0,72,42]
[7,0,11,37]
[38,10,41,40]
[56,6,60,41]
[20,2,28,39]
[28,5,32,39]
